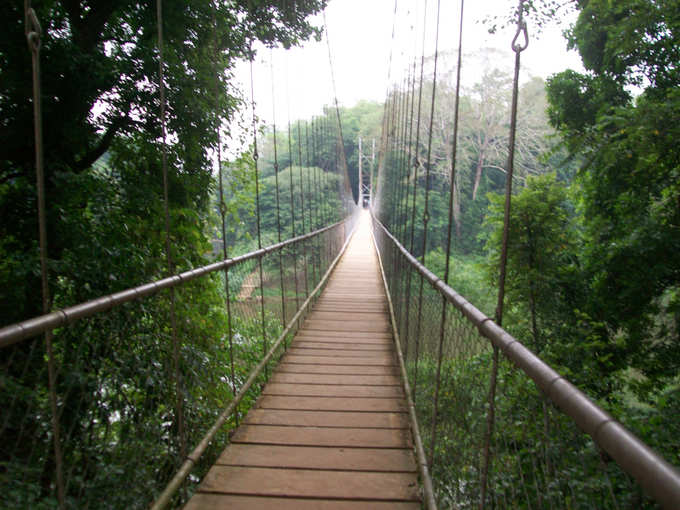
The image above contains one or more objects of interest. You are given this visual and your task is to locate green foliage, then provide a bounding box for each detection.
[483,174,576,351]
[0,1,329,506]
[546,0,680,396]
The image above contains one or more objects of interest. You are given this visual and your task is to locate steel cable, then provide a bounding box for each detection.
[155,0,187,481]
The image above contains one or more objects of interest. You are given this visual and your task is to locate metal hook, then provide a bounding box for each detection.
[512,20,529,53]
[26,8,41,52]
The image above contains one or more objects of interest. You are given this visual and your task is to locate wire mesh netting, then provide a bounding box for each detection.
[373,220,659,509]
[0,219,354,509]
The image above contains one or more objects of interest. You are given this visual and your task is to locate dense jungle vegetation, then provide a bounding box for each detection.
[0,1,332,507]
[0,0,678,507]
[361,0,679,505]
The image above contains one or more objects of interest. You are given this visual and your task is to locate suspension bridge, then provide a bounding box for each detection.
[2,1,680,509]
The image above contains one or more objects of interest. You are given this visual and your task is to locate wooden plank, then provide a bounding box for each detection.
[294,335,392,344]
[244,409,409,428]
[183,215,421,510]
[231,424,412,448]
[276,363,399,375]
[296,330,392,339]
[307,312,388,321]
[257,395,406,412]
[198,466,420,501]
[282,356,395,367]
[215,444,416,471]
[270,373,401,386]
[291,341,392,351]
[311,307,388,314]
[282,355,396,366]
[285,348,395,360]
[263,383,402,398]
[302,320,391,332]
[185,494,420,510]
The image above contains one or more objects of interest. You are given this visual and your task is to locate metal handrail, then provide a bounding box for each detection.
[372,214,680,509]
[370,222,438,510]
[0,220,347,349]
[151,217,359,509]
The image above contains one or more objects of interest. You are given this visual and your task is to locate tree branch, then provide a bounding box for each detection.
[73,115,129,172]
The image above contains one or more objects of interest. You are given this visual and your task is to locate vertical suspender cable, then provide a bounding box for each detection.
[403,0,428,364]
[398,58,418,352]
[408,0,428,257]
[430,0,465,470]
[323,10,352,207]
[155,0,186,472]
[398,66,413,241]
[304,122,319,284]
[391,75,408,229]
[249,58,269,375]
[269,50,288,335]
[212,3,238,412]
[481,1,529,507]
[296,121,310,297]
[375,0,399,221]
[495,0,528,327]
[24,4,65,507]
[386,87,399,228]
[419,0,440,273]
[413,0,440,396]
[285,59,300,315]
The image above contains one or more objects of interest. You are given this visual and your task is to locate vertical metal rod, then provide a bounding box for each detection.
[393,74,411,325]
[305,122,318,285]
[286,116,300,315]
[389,81,405,294]
[249,60,268,377]
[156,0,186,472]
[296,121,310,298]
[396,69,413,302]
[404,0,429,365]
[25,5,65,507]
[311,118,323,279]
[386,86,398,229]
[414,0,442,401]
[481,2,528,506]
[369,138,375,207]
[212,4,238,416]
[358,135,363,206]
[269,51,287,332]
[396,58,417,357]
[430,0,465,470]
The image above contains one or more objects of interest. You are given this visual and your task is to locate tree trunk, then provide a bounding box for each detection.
[472,154,484,201]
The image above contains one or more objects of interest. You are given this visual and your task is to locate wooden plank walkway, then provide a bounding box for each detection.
[185,214,420,509]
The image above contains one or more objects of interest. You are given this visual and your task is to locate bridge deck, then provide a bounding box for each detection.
[185,216,420,509]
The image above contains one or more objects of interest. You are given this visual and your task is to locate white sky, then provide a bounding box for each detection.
[228,0,584,154]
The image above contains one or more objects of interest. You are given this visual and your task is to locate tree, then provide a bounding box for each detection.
[0,2,328,506]
[546,0,680,395]
[483,173,576,354]
[0,0,327,324]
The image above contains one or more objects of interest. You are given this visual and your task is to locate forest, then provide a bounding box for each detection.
[0,0,678,507]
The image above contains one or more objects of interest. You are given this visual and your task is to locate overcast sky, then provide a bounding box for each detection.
[227,0,584,154]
